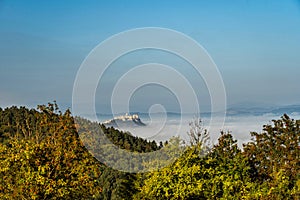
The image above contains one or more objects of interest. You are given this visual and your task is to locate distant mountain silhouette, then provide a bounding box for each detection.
[226,103,300,116]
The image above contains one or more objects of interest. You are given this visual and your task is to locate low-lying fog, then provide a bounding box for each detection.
[99,113,300,148]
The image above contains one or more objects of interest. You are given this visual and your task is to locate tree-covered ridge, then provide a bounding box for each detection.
[0,104,161,153]
[102,125,160,153]
[0,103,161,199]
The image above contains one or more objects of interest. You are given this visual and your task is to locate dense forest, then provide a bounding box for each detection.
[0,102,299,199]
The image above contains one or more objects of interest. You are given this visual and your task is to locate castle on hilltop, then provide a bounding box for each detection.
[114,113,139,121]
[103,113,145,127]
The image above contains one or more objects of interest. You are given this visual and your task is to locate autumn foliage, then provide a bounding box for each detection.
[0,103,299,199]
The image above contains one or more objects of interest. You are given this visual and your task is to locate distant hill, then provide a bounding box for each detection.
[226,103,300,116]
[269,105,300,115]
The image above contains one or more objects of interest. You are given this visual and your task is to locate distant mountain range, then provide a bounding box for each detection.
[226,104,300,116]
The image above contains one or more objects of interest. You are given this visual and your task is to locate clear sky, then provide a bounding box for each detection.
[1,0,300,113]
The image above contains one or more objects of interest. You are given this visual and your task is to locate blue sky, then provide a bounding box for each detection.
[1,0,300,113]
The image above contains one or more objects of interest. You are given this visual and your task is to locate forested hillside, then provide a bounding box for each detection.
[0,103,159,199]
[0,103,299,199]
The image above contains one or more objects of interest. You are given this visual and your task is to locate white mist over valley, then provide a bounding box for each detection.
[97,105,300,147]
